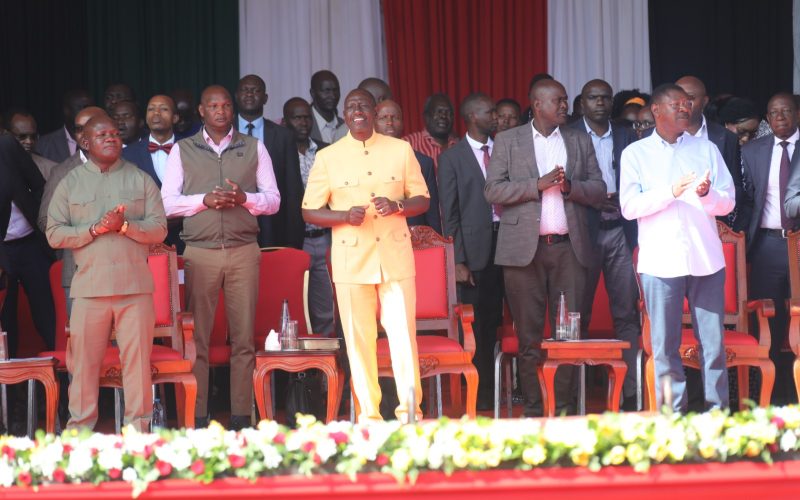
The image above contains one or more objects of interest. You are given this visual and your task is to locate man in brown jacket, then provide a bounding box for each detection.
[46,115,167,431]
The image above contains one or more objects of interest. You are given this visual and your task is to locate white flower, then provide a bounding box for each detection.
[390,448,412,471]
[0,459,14,487]
[122,467,137,482]
[29,442,63,479]
[65,446,94,478]
[154,440,193,472]
[780,430,798,452]
[316,438,337,463]
[426,441,445,469]
[98,447,123,471]
[260,444,283,469]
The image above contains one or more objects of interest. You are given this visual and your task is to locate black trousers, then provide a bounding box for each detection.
[0,234,55,355]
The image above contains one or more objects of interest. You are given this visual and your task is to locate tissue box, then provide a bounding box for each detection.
[298,337,341,351]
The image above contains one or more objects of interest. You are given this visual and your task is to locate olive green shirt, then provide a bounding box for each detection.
[46,158,167,298]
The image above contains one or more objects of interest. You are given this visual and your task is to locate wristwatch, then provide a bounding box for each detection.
[396,200,405,215]
[118,220,129,235]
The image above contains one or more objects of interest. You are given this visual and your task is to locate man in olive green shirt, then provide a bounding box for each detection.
[46,115,167,432]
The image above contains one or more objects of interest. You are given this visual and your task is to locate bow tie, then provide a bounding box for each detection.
[148,142,173,154]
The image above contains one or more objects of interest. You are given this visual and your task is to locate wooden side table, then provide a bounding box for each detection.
[253,349,344,423]
[536,340,629,417]
[0,357,59,434]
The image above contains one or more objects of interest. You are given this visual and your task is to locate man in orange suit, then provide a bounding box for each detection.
[302,89,430,423]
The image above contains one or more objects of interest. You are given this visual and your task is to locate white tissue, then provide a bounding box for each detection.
[264,329,281,351]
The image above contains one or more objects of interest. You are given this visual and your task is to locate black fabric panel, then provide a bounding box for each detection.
[649,0,794,112]
[0,0,90,133]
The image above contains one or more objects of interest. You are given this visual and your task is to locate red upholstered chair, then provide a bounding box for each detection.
[784,231,800,401]
[638,222,775,410]
[353,226,478,418]
[42,244,197,429]
[254,247,312,347]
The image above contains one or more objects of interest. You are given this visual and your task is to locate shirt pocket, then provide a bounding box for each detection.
[332,176,362,206]
[381,172,404,198]
[68,192,97,223]
[119,189,145,220]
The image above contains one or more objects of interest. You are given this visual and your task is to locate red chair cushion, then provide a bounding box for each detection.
[147,253,172,327]
[376,335,465,356]
[40,345,184,371]
[255,249,311,337]
[209,345,231,366]
[501,335,518,354]
[682,243,738,315]
[413,246,448,319]
[681,329,757,346]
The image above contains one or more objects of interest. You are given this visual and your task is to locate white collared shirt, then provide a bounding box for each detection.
[149,134,175,182]
[761,129,799,229]
[531,122,568,235]
[620,130,735,277]
[583,119,615,192]
[691,115,709,140]
[64,126,77,156]
[4,204,34,241]
[465,133,499,222]
[312,106,338,144]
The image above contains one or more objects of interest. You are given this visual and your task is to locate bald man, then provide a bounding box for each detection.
[39,106,108,314]
[161,85,281,430]
[358,77,393,104]
[675,76,742,229]
[485,78,606,417]
[46,114,167,431]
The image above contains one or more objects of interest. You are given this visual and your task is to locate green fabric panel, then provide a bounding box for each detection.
[85,0,239,107]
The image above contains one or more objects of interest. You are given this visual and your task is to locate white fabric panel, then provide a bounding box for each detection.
[548,0,651,108]
[239,0,387,121]
[794,0,800,92]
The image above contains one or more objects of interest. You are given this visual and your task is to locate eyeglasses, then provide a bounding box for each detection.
[633,120,654,131]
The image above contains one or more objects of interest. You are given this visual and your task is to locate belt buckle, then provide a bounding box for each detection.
[782,229,789,238]
[544,234,555,245]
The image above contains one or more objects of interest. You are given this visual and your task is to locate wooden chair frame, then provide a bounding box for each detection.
[783,231,800,401]
[639,221,775,410]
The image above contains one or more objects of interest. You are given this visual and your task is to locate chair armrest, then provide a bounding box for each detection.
[788,298,800,356]
[179,311,197,366]
[455,303,476,355]
[745,299,774,348]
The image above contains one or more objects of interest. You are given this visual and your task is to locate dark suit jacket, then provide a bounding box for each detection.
[122,138,185,252]
[407,151,442,233]
[484,123,606,268]
[35,126,71,164]
[237,117,305,248]
[439,139,495,270]
[0,135,47,266]
[569,119,638,249]
[742,134,800,252]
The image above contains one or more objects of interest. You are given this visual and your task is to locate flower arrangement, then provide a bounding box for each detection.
[3,406,800,497]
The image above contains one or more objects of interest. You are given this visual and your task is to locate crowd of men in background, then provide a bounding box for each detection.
[1,67,800,432]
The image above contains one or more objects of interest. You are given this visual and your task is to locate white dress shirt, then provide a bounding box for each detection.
[149,134,175,183]
[64,126,77,156]
[583,119,615,192]
[312,106,338,144]
[532,122,569,235]
[620,130,735,278]
[161,127,280,218]
[465,133,500,222]
[5,204,34,241]
[761,129,799,229]
[690,115,709,140]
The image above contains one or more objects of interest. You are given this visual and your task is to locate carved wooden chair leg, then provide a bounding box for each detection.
[737,365,750,410]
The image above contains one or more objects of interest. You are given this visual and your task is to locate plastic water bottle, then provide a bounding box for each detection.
[280,299,290,347]
[152,397,166,430]
[556,291,569,341]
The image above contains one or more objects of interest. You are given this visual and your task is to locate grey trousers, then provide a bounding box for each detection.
[302,232,335,335]
[640,269,729,412]
[581,226,640,398]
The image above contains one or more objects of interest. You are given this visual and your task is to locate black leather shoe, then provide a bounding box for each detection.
[621,397,638,412]
[195,416,210,428]
[229,415,251,431]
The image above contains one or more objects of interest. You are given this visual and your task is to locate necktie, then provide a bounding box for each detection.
[780,140,792,230]
[147,142,173,154]
[481,145,502,217]
[246,123,254,136]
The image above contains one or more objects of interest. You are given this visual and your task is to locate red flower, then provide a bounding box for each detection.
[62,444,73,454]
[376,454,389,466]
[313,453,322,465]
[768,443,779,454]
[273,433,286,445]
[190,459,205,475]
[301,441,315,453]
[361,429,370,440]
[52,469,66,483]
[772,416,786,429]
[156,460,173,477]
[229,454,246,468]
[113,441,123,449]
[329,431,349,445]
[18,471,31,486]
[108,468,121,479]
[1,446,15,460]
[143,445,154,459]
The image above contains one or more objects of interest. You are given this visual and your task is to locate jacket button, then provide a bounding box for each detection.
[373,215,378,219]
[370,192,375,197]
[367,171,372,175]
[376,237,380,241]
[344,181,349,185]
[364,150,369,155]
[341,240,345,244]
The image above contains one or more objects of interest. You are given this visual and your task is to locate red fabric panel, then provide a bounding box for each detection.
[680,329,758,346]
[382,0,548,136]
[178,257,227,352]
[254,249,311,346]
[414,246,448,319]
[208,345,231,366]
[50,261,67,352]
[681,243,737,315]
[588,272,615,339]
[377,335,464,355]
[147,253,172,327]
[501,335,518,354]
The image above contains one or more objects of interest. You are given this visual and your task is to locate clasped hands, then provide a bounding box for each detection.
[93,204,126,235]
[345,197,398,226]
[203,178,247,210]
[537,166,570,194]
[672,170,711,198]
